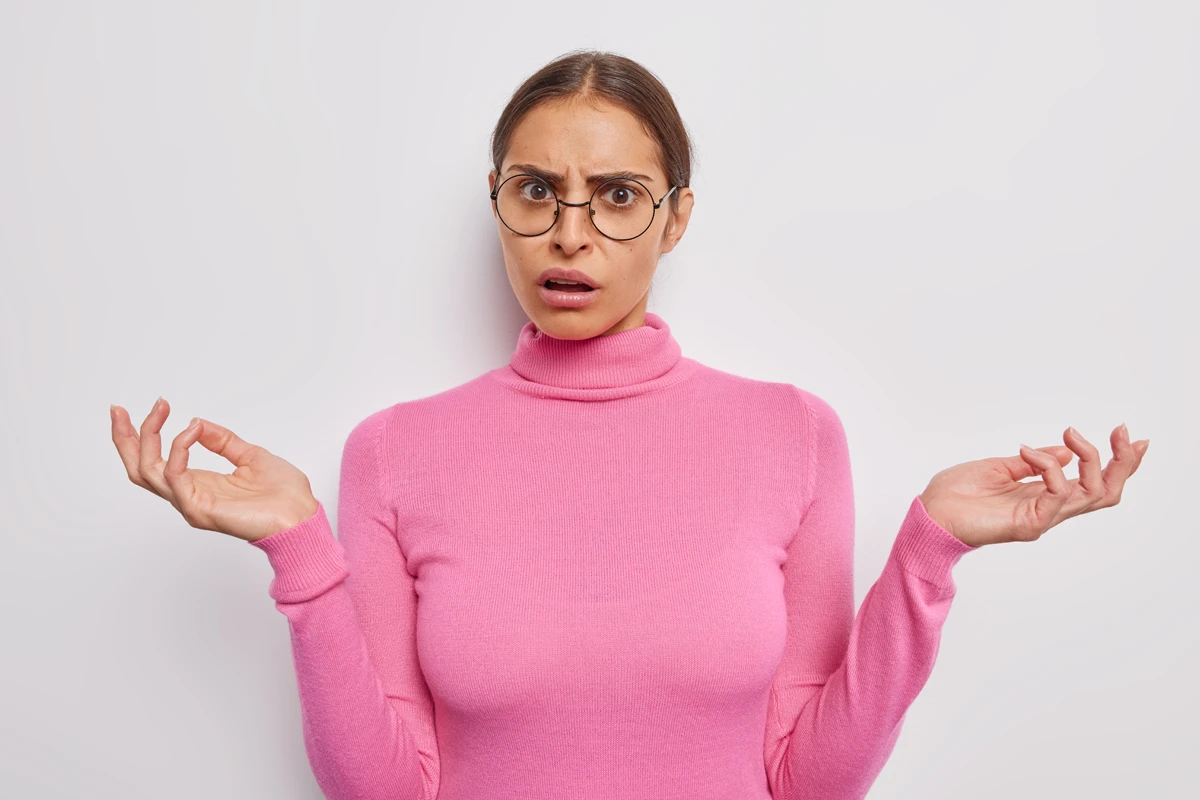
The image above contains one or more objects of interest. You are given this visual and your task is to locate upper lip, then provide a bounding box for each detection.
[537,267,599,289]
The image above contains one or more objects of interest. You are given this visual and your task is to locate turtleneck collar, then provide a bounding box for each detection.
[488,312,700,401]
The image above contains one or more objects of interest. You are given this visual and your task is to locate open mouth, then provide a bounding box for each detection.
[543,279,595,292]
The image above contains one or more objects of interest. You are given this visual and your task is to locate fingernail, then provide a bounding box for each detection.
[155,396,164,409]
[1119,423,1129,440]
[187,417,200,430]
[1067,426,1079,438]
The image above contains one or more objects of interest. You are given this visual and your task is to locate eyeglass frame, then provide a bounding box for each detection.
[489,172,680,242]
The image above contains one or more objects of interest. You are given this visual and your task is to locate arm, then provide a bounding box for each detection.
[248,408,440,800]
[764,390,978,800]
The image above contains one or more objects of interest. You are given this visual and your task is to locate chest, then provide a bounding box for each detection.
[393,413,803,719]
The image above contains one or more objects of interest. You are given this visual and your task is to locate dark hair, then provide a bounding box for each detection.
[489,49,694,211]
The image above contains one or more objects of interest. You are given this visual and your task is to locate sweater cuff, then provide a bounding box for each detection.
[890,495,979,588]
[247,502,349,603]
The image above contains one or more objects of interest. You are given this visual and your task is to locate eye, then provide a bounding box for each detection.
[600,182,642,208]
[518,179,553,202]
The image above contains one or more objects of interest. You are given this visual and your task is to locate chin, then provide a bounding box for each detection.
[525,303,631,340]
[527,310,600,338]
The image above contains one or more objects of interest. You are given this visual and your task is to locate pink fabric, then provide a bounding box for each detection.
[250,312,978,800]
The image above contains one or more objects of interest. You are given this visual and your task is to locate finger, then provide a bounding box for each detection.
[190,418,262,468]
[164,417,202,519]
[1129,439,1149,476]
[111,404,156,493]
[1099,424,1137,506]
[997,444,1073,482]
[1020,445,1071,497]
[1064,426,1104,509]
[138,397,174,499]
[1019,443,1072,528]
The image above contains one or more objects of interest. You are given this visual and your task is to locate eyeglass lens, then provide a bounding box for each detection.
[494,175,659,240]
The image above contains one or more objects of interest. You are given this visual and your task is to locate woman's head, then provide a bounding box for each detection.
[488,50,696,339]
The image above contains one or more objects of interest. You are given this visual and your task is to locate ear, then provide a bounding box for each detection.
[488,171,499,217]
[659,187,695,255]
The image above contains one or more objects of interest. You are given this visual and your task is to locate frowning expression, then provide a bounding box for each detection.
[488,95,694,339]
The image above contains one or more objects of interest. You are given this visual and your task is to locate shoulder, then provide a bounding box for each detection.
[790,385,846,439]
[340,373,497,473]
[349,374,494,437]
[686,361,844,434]
[684,360,797,409]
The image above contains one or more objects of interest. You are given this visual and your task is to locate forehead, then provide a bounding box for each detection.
[502,97,663,178]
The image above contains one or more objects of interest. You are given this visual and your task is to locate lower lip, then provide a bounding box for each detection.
[538,283,599,308]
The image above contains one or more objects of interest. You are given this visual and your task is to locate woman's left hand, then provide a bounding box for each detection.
[918,424,1149,548]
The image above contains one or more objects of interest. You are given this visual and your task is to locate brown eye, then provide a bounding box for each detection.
[519,179,552,202]
[601,182,641,207]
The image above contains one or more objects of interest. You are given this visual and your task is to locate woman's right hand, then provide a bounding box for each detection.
[110,396,321,543]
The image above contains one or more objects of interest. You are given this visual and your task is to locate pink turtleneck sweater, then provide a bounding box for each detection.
[249,312,978,800]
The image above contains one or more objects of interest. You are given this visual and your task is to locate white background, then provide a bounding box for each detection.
[2,1,1196,797]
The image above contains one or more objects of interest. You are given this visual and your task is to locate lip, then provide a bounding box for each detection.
[538,282,600,308]
[536,267,599,289]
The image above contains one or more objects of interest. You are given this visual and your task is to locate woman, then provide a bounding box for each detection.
[109,50,1148,800]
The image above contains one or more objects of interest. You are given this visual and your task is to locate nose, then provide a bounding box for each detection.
[551,201,593,254]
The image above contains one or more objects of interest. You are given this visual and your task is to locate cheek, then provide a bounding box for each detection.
[624,242,660,280]
[498,235,540,281]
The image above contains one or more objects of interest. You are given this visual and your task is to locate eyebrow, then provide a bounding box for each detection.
[505,163,655,186]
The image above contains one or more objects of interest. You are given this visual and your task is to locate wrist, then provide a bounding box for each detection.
[276,494,320,532]
[918,491,957,540]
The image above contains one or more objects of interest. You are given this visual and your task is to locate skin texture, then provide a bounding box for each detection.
[110,92,1150,547]
[919,426,1149,548]
[110,397,319,542]
[488,95,695,339]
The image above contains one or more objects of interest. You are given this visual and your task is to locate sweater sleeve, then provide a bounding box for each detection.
[247,408,440,800]
[763,390,978,800]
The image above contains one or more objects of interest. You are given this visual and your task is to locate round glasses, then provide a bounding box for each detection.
[490,173,679,242]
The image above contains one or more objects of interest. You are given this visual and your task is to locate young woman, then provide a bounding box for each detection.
[110,50,1148,800]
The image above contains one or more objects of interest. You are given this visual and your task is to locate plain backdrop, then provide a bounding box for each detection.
[2,1,1196,797]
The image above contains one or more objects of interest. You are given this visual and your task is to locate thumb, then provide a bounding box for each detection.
[190,418,262,468]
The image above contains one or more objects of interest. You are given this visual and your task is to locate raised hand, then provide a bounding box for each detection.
[918,424,1149,548]
[110,396,320,543]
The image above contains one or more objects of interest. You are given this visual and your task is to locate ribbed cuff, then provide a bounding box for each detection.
[247,502,349,603]
[890,495,979,588]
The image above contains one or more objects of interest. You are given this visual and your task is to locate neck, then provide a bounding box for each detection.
[489,311,699,401]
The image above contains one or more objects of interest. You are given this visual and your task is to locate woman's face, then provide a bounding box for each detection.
[488,97,694,339]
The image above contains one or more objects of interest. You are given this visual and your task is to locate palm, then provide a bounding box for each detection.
[920,425,1148,548]
[111,398,318,542]
[180,453,311,539]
